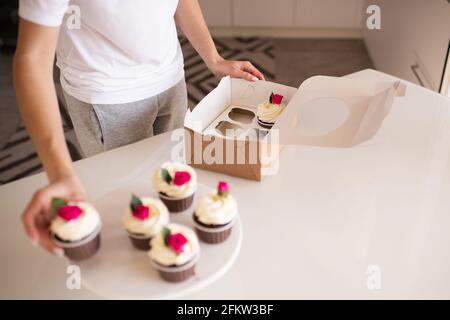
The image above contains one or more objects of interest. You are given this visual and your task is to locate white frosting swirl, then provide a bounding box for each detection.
[152,162,197,199]
[148,223,199,266]
[122,197,169,237]
[50,202,101,242]
[257,102,286,123]
[195,191,237,225]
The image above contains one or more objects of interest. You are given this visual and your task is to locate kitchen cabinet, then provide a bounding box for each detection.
[198,0,363,29]
[198,0,232,27]
[232,0,296,27]
[363,0,450,91]
[295,0,362,28]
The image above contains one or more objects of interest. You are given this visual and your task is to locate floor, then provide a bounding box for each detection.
[0,47,21,149]
[273,38,373,87]
[0,38,373,183]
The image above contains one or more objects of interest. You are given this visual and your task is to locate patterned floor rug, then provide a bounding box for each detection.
[0,37,274,184]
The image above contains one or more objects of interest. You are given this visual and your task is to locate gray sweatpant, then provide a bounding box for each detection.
[63,79,188,158]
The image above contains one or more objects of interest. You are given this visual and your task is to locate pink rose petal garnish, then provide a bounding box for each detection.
[58,205,82,221]
[167,233,188,253]
[132,205,150,220]
[173,171,191,186]
[218,181,229,195]
[270,93,284,105]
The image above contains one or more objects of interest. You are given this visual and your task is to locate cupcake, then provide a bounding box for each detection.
[256,92,286,129]
[50,198,101,261]
[122,195,169,250]
[193,181,238,244]
[152,162,197,213]
[148,223,200,282]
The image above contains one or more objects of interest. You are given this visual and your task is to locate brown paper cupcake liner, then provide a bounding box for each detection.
[127,232,152,251]
[52,225,101,261]
[195,227,232,244]
[151,254,199,283]
[193,214,234,244]
[157,264,196,282]
[257,117,274,129]
[158,192,194,213]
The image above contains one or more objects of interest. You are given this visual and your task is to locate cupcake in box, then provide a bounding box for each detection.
[193,181,237,244]
[122,195,169,250]
[256,92,286,129]
[50,198,101,261]
[152,162,197,213]
[148,223,200,282]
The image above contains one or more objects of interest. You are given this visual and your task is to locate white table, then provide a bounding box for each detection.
[1,69,450,299]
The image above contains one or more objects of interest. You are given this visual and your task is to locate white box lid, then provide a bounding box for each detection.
[272,75,406,147]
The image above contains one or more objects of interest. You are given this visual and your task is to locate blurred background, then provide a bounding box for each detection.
[0,0,449,183]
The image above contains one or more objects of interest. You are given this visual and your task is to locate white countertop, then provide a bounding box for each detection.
[1,69,450,299]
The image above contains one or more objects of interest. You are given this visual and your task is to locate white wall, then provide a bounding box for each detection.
[199,0,363,37]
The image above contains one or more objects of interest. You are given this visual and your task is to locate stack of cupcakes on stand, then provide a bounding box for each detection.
[152,162,197,213]
[148,223,200,282]
[50,198,102,261]
[193,181,238,244]
[122,194,169,250]
[116,162,238,283]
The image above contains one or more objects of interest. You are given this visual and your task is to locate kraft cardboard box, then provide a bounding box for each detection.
[184,76,405,181]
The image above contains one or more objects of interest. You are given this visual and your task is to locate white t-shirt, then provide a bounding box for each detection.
[19,0,184,104]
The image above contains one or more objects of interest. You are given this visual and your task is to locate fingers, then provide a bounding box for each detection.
[37,227,63,256]
[22,191,45,243]
[242,61,265,81]
[22,188,62,255]
[211,59,266,82]
[235,69,259,82]
[21,177,87,257]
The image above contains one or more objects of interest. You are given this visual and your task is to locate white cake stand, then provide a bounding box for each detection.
[71,178,242,299]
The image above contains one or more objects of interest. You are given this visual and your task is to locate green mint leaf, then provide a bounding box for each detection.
[130,194,143,212]
[161,168,172,184]
[162,227,171,246]
[51,198,67,211]
[269,92,273,104]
